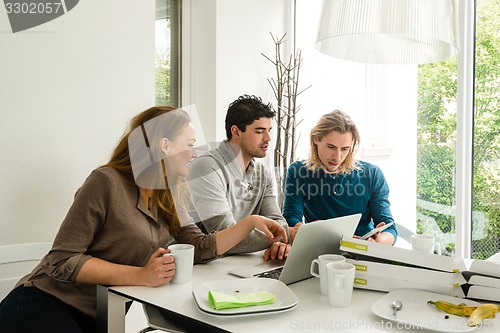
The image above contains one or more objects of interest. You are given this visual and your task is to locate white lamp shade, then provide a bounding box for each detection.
[316,0,460,64]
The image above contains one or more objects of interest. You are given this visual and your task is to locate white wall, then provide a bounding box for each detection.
[184,0,288,144]
[0,1,155,245]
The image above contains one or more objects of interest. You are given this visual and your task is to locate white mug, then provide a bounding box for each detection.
[310,254,346,296]
[166,244,195,284]
[411,234,441,255]
[326,262,355,308]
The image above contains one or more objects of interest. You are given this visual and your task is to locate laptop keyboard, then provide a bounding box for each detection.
[254,266,283,280]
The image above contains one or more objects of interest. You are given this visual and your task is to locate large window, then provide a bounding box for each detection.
[155,0,181,107]
[416,46,459,257]
[471,0,500,259]
[416,0,500,259]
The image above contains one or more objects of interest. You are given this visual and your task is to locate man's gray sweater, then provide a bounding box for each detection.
[187,141,289,254]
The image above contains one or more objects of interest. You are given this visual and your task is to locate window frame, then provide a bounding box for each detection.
[455,0,475,258]
[155,0,182,107]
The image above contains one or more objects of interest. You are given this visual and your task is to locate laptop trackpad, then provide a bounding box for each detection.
[228,259,286,278]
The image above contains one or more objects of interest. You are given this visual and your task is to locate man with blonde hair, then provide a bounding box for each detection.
[283,110,397,245]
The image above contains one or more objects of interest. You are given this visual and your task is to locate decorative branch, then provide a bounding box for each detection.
[262,33,311,209]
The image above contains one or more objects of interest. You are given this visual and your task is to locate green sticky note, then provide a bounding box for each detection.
[208,290,275,310]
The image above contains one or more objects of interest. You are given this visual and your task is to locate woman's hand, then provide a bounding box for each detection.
[250,217,290,261]
[76,247,176,287]
[140,248,176,287]
[215,215,288,256]
[250,215,288,244]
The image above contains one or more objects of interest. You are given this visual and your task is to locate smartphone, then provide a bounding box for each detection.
[360,222,395,240]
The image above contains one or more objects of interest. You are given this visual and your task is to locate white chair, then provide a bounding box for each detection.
[0,242,52,299]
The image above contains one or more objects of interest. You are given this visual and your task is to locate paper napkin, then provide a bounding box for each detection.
[208,290,275,310]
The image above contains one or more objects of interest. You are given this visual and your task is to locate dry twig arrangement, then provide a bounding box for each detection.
[262,33,311,208]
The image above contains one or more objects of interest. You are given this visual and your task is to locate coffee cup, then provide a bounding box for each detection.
[166,244,195,284]
[411,234,441,255]
[310,254,346,296]
[326,262,355,307]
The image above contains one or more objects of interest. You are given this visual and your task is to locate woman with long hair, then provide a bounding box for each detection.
[0,106,286,332]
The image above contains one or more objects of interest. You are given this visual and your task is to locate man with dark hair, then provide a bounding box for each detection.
[187,95,296,260]
[224,94,277,140]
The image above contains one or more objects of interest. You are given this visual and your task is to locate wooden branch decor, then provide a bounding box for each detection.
[262,33,311,209]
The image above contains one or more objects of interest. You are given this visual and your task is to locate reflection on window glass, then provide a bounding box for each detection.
[472,0,500,260]
[416,56,458,257]
[416,0,500,259]
[155,0,180,107]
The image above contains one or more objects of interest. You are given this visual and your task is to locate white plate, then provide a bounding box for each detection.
[192,278,298,316]
[371,289,482,332]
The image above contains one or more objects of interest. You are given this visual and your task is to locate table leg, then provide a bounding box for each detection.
[97,285,130,333]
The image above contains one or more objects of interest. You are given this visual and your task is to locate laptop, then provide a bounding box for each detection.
[228,213,361,285]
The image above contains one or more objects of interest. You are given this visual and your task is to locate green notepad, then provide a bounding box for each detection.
[208,290,275,310]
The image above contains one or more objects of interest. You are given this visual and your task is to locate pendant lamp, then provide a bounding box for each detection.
[315,0,460,64]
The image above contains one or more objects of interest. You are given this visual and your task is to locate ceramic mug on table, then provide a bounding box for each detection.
[326,262,356,307]
[310,254,346,296]
[411,234,442,255]
[166,244,195,284]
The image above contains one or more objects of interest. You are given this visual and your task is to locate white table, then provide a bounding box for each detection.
[97,253,499,333]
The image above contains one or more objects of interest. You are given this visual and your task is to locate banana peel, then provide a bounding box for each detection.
[467,303,500,327]
[428,300,499,326]
[427,300,478,317]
